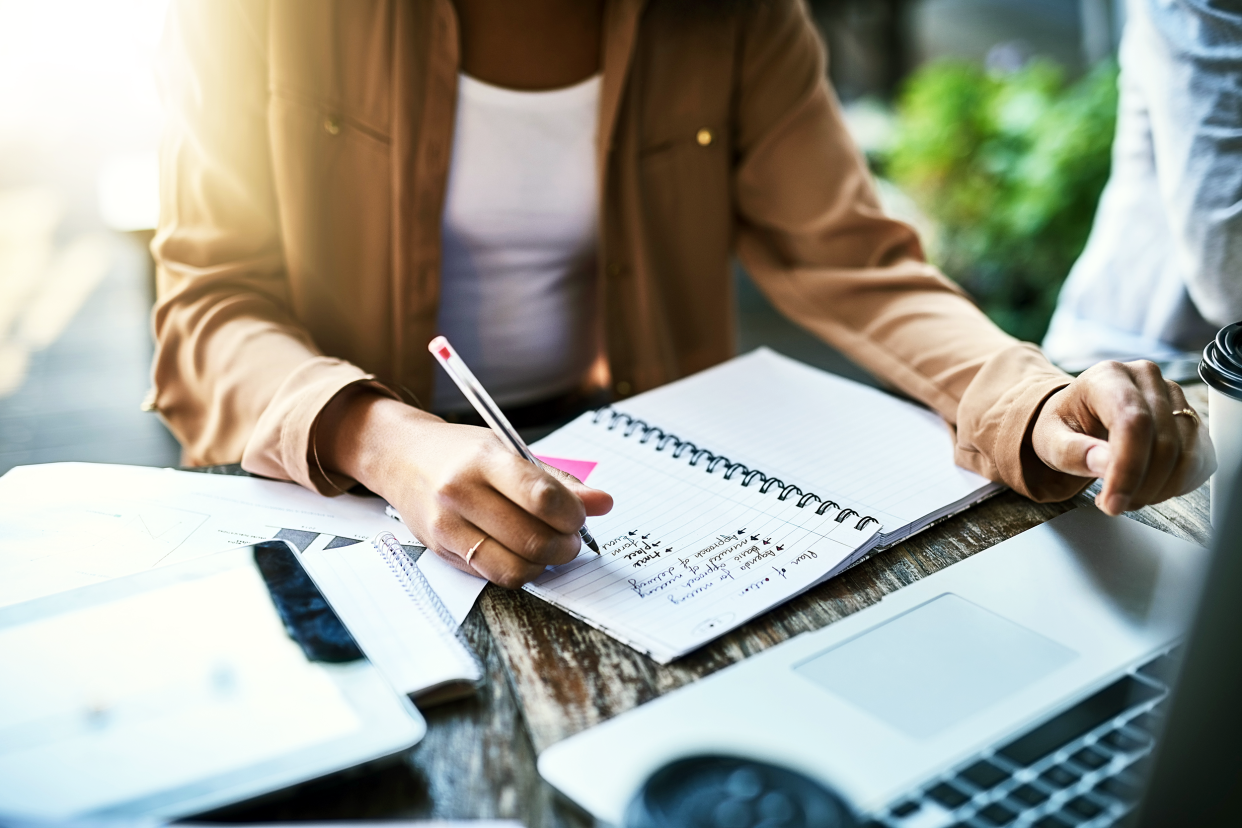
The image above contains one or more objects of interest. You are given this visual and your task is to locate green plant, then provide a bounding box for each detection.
[884,58,1119,342]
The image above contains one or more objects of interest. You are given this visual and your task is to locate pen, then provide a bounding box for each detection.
[428,335,601,554]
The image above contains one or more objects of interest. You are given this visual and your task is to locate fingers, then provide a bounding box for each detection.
[424,511,545,589]
[539,462,615,517]
[483,453,587,534]
[1040,361,1210,515]
[1105,362,1178,513]
[1085,443,1111,477]
[464,533,545,589]
[450,456,614,566]
[433,447,619,574]
[1030,390,1111,477]
[1099,365,1213,513]
[440,459,583,567]
[1080,363,1154,515]
[1166,382,1217,493]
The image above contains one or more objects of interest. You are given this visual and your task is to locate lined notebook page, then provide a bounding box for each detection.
[529,415,879,663]
[614,348,994,534]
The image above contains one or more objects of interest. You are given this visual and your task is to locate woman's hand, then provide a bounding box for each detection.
[1031,360,1216,515]
[317,389,613,587]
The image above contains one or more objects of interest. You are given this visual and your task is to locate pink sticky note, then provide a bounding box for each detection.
[535,455,598,483]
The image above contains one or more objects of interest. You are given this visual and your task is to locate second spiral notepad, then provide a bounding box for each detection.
[288,530,483,705]
[525,348,1002,663]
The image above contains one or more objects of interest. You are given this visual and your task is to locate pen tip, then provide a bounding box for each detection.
[588,538,601,554]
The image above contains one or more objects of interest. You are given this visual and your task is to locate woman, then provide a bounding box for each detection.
[151,0,1213,588]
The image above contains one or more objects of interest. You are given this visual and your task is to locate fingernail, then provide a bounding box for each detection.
[1086,444,1111,476]
[1107,493,1130,514]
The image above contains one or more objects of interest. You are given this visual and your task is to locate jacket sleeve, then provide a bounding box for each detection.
[731,0,1087,502]
[150,0,396,493]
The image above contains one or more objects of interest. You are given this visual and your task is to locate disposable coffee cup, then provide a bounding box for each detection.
[1199,322,1242,527]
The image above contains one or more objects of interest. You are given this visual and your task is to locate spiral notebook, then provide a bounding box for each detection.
[291,530,482,705]
[526,348,1002,663]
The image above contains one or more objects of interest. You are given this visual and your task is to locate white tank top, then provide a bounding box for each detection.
[432,73,601,413]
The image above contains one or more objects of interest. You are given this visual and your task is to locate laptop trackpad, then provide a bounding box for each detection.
[794,594,1077,739]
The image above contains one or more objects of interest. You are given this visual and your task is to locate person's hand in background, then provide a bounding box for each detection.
[1032,360,1216,515]
[316,389,613,587]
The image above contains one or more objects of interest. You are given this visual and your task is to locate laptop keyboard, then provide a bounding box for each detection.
[867,647,1178,828]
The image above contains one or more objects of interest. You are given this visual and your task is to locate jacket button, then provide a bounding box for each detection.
[615,380,632,396]
[696,128,713,146]
[607,262,625,277]
[324,116,341,135]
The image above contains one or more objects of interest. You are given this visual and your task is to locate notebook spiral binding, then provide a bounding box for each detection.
[372,532,483,680]
[591,407,881,532]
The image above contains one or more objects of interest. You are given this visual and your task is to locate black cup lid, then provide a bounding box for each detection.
[1200,323,1242,401]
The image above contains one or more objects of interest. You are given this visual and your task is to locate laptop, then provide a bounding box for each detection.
[539,474,1239,827]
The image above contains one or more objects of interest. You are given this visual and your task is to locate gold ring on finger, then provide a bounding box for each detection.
[1172,407,1201,426]
[465,535,487,566]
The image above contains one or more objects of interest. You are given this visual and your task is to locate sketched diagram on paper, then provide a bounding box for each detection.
[77,500,212,569]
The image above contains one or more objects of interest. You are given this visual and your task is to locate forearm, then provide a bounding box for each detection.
[743,237,1083,499]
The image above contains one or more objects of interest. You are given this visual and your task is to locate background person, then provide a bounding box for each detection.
[1043,0,1242,373]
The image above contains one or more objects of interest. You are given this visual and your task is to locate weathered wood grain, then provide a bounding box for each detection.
[403,609,597,827]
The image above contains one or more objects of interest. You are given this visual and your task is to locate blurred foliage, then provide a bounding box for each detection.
[884,59,1119,342]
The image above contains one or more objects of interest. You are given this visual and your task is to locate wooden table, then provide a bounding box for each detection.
[205,387,1213,828]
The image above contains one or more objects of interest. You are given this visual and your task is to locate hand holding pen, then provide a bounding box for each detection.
[312,338,611,588]
[428,336,607,562]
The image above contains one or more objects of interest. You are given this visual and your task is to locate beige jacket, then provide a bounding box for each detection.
[151,0,1087,502]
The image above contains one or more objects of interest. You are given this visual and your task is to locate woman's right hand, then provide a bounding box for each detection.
[316,388,613,588]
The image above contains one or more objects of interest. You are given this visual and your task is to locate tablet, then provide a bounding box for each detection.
[0,542,425,820]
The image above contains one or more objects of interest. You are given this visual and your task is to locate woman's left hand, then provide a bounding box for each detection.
[1031,360,1216,515]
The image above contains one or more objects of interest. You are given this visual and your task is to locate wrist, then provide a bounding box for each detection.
[1019,381,1094,502]
[316,387,439,491]
[1027,387,1063,466]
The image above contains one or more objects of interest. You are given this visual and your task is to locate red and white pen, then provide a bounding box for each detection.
[428,335,601,554]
